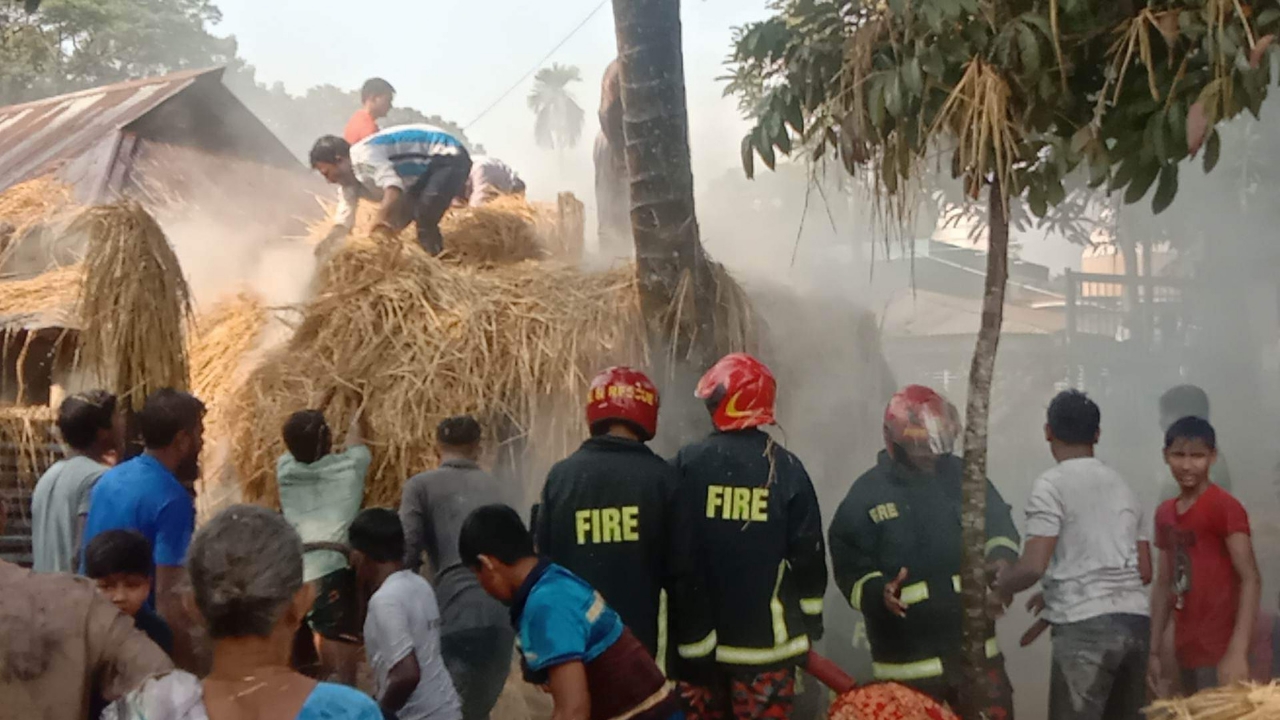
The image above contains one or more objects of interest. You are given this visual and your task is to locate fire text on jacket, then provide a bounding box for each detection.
[575,506,641,544]
[706,486,769,522]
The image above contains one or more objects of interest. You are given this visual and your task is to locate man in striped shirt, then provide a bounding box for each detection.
[311,124,472,256]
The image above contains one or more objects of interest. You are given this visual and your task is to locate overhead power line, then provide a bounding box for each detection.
[462,0,609,130]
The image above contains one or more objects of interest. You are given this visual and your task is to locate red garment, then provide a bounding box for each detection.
[343,108,379,144]
[1155,483,1251,668]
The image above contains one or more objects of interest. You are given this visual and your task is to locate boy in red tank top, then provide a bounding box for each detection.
[1149,416,1261,695]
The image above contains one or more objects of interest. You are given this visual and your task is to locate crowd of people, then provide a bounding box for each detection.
[4,347,1270,720]
[312,76,526,259]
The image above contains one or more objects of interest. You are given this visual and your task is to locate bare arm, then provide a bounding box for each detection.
[156,565,206,673]
[1147,549,1175,695]
[345,405,369,448]
[1219,532,1261,684]
[372,187,403,229]
[1138,541,1153,585]
[997,536,1057,596]
[380,653,421,715]
[547,661,590,720]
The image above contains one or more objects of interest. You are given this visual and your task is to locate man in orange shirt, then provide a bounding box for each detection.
[344,77,395,144]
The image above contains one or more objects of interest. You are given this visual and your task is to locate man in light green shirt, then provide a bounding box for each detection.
[277,406,372,684]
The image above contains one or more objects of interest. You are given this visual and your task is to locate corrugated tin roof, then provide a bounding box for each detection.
[0,67,221,191]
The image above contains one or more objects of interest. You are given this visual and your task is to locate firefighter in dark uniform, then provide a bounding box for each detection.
[829,385,1020,719]
[674,353,827,720]
[535,366,702,666]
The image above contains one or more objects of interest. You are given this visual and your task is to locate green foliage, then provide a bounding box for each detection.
[528,62,585,150]
[726,0,1280,217]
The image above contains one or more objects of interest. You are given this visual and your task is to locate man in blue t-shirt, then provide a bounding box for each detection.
[82,388,205,672]
[460,505,681,720]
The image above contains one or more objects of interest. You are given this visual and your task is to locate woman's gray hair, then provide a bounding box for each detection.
[187,504,304,639]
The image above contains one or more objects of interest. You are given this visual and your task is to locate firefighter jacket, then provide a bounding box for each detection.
[674,428,828,672]
[535,435,707,668]
[829,451,1021,685]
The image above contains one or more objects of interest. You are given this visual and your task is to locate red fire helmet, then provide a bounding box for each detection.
[883,384,958,457]
[586,366,660,441]
[695,353,777,431]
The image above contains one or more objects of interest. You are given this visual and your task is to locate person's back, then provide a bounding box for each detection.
[1,553,172,719]
[1032,457,1149,622]
[32,456,108,571]
[367,570,462,720]
[83,454,193,573]
[539,436,675,656]
[32,391,119,573]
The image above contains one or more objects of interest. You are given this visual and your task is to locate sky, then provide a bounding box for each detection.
[214,0,769,205]
[212,0,1084,273]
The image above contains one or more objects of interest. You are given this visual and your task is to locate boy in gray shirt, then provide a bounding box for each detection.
[31,391,119,573]
[997,390,1152,720]
[351,508,462,720]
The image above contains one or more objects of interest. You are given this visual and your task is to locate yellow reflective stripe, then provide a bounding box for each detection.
[870,638,998,682]
[850,571,883,611]
[899,581,930,606]
[716,635,810,665]
[800,597,824,615]
[587,592,607,623]
[657,589,669,676]
[872,657,944,681]
[952,575,961,593]
[985,536,1020,555]
[677,630,718,659]
[770,560,788,646]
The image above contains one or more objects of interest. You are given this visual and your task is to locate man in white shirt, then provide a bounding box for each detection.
[350,508,462,720]
[311,126,472,256]
[997,390,1153,720]
[461,156,526,207]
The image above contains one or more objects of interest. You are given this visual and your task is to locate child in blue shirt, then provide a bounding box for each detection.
[460,504,681,720]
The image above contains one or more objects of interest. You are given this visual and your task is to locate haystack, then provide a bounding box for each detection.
[0,264,82,328]
[73,202,192,409]
[229,234,752,508]
[311,195,577,265]
[0,175,76,259]
[1146,683,1280,719]
[0,406,58,488]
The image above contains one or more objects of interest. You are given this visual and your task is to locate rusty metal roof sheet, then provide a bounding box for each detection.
[0,67,221,192]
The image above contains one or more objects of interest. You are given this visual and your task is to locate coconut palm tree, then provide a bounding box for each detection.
[528,63,585,150]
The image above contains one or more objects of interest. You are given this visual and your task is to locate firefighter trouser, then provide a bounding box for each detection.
[677,667,797,720]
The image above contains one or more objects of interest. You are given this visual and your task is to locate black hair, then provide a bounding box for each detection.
[1160,384,1210,419]
[361,77,396,102]
[137,389,205,449]
[282,410,331,464]
[310,135,351,167]
[459,504,535,567]
[1164,415,1217,451]
[348,508,405,563]
[57,390,116,452]
[84,529,152,579]
[437,415,482,448]
[1046,389,1101,445]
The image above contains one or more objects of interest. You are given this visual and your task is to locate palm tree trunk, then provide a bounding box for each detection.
[957,179,1009,719]
[610,0,717,364]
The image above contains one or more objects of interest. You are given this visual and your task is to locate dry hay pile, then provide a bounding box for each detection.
[1147,683,1280,719]
[190,291,269,406]
[0,176,76,255]
[228,235,752,508]
[0,406,59,488]
[312,195,569,265]
[74,202,192,409]
[0,264,82,327]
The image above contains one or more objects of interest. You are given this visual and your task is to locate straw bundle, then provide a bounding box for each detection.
[0,264,82,326]
[228,234,752,508]
[0,176,75,252]
[311,195,570,265]
[0,406,59,488]
[1146,683,1280,720]
[74,202,192,410]
[190,291,269,406]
